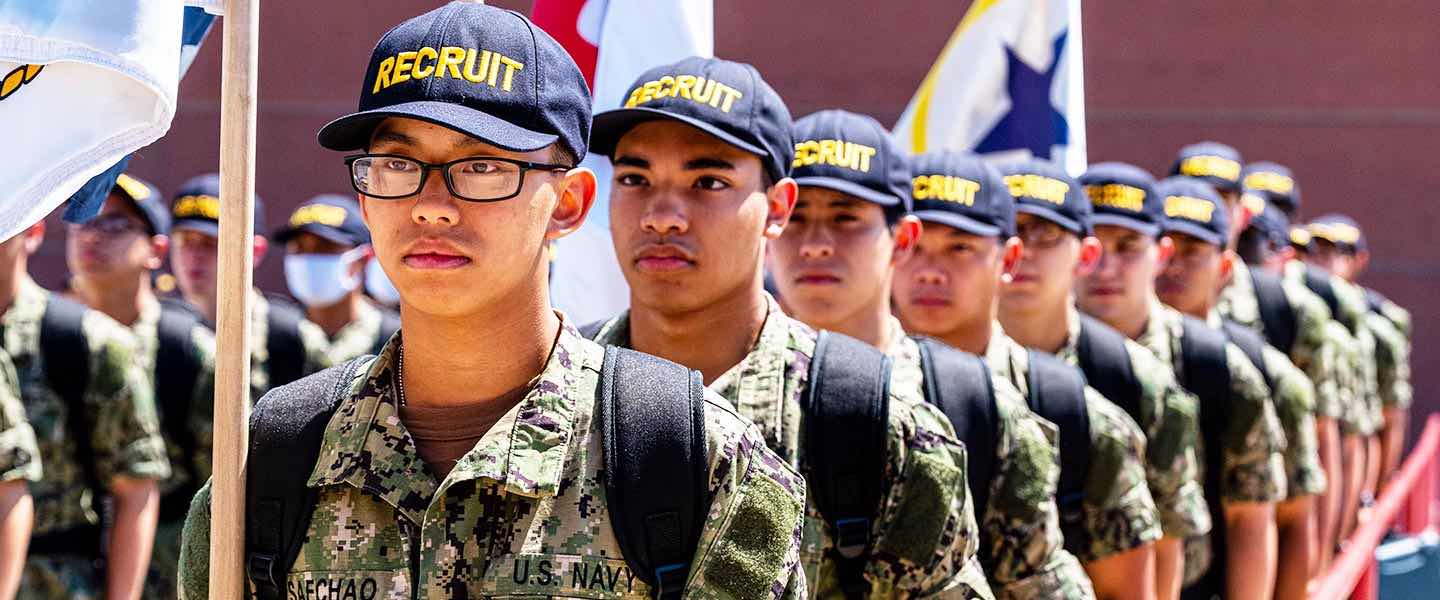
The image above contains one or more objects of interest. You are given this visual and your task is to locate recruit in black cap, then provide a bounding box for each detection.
[1241,162,1301,215]
[170,173,266,237]
[1241,190,1290,247]
[1157,176,1228,247]
[317,1,591,163]
[1170,141,1243,193]
[110,173,170,236]
[1308,213,1367,253]
[908,151,1013,237]
[590,56,794,183]
[1000,159,1089,235]
[1079,162,1163,237]
[274,194,371,248]
[790,109,910,221]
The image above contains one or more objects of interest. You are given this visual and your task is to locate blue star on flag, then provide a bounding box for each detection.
[974,32,1069,159]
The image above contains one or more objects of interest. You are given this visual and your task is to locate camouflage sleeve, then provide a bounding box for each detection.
[1264,347,1326,498]
[687,392,808,600]
[0,350,39,482]
[299,319,335,376]
[1066,390,1161,564]
[1287,285,1346,422]
[177,479,214,600]
[1128,343,1209,540]
[1219,344,1286,504]
[87,313,171,483]
[1366,313,1411,410]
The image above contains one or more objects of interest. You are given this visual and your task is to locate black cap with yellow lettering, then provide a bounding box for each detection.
[1308,213,1367,253]
[1241,162,1300,215]
[590,57,794,183]
[110,173,170,236]
[790,110,909,219]
[273,194,370,248]
[999,159,1089,235]
[1157,176,1228,247]
[170,173,266,238]
[908,151,1013,237]
[1169,141,1243,193]
[1079,162,1162,237]
[1242,190,1290,247]
[317,1,591,162]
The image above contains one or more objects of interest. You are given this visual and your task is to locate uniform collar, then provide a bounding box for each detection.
[707,293,804,400]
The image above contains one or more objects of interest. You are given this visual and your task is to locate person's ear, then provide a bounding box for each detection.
[1220,249,1236,286]
[253,235,269,265]
[21,221,45,255]
[763,177,799,239]
[1076,235,1102,276]
[147,235,170,271]
[891,216,922,265]
[1155,235,1175,270]
[546,167,598,241]
[1355,249,1371,275]
[1000,236,1024,280]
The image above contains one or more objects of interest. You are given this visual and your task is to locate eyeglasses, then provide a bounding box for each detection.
[1016,220,1070,248]
[70,214,149,237]
[344,154,571,202]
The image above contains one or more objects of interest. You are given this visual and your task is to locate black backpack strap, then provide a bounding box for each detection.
[1024,351,1092,519]
[1177,317,1232,600]
[1221,320,1273,390]
[599,346,708,599]
[578,319,607,341]
[245,357,369,600]
[1363,287,1386,315]
[155,303,206,521]
[1302,265,1343,328]
[37,294,103,557]
[370,308,401,357]
[264,299,308,388]
[804,331,891,596]
[1249,268,1298,354]
[1075,315,1143,424]
[913,336,998,519]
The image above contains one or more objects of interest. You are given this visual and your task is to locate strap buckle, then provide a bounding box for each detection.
[833,518,871,559]
[654,563,689,598]
[247,553,281,590]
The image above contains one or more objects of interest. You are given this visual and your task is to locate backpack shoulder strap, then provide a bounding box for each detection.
[1075,315,1143,423]
[599,346,708,599]
[370,308,401,357]
[1302,264,1343,324]
[912,336,998,517]
[1249,268,1298,354]
[245,357,369,600]
[804,331,891,593]
[264,299,307,388]
[1176,317,1233,599]
[1024,350,1092,512]
[579,320,606,341]
[39,295,99,491]
[1221,319,1273,389]
[155,303,206,520]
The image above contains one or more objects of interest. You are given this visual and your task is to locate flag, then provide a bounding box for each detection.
[893,0,1087,175]
[0,0,217,241]
[534,0,713,325]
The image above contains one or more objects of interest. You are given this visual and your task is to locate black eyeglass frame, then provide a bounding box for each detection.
[343,153,572,202]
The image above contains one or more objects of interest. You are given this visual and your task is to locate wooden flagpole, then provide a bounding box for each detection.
[211,0,259,597]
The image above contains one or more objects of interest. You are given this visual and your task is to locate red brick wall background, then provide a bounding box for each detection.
[27,1,1437,438]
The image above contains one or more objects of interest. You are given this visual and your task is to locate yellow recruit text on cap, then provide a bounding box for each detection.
[1310,222,1361,245]
[1164,195,1215,223]
[1004,174,1068,205]
[624,75,743,113]
[1243,171,1294,195]
[173,195,220,220]
[792,139,878,173]
[290,204,347,228]
[1290,226,1312,246]
[913,175,980,205]
[1085,184,1145,212]
[1240,192,1266,216]
[372,46,524,95]
[114,174,151,201]
[1179,155,1241,182]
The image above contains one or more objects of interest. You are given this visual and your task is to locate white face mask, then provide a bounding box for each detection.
[284,247,365,307]
[364,258,401,306]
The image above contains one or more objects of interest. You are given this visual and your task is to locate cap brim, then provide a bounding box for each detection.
[1089,213,1160,237]
[794,177,903,207]
[273,224,361,247]
[317,100,559,153]
[1164,220,1225,246]
[590,107,767,158]
[1015,204,1085,235]
[172,220,219,237]
[912,210,1004,237]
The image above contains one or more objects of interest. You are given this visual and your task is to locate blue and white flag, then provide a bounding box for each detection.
[0,1,218,240]
[893,0,1086,174]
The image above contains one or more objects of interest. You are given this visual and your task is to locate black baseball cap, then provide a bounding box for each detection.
[999,159,1088,235]
[1079,162,1163,237]
[790,109,910,219]
[110,173,170,235]
[1157,176,1228,246]
[908,151,1013,237]
[170,173,266,237]
[1241,189,1290,246]
[590,56,794,183]
[1241,162,1300,215]
[1308,213,1366,253]
[317,1,591,162]
[274,194,371,248]
[1170,142,1243,193]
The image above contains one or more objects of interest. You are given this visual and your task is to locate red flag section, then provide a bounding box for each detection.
[531,0,599,87]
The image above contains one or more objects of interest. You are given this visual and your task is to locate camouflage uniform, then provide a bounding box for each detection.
[180,320,809,599]
[1364,311,1411,411]
[594,299,995,599]
[0,348,41,484]
[1283,261,1381,436]
[323,301,395,365]
[249,290,332,402]
[1132,299,1287,584]
[981,323,1163,567]
[5,278,172,598]
[880,319,1091,598]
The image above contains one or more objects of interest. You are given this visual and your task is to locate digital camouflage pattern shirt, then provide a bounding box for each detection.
[0,348,39,484]
[594,298,994,599]
[180,319,809,599]
[249,290,332,402]
[1364,310,1411,411]
[1283,262,1381,436]
[323,299,396,366]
